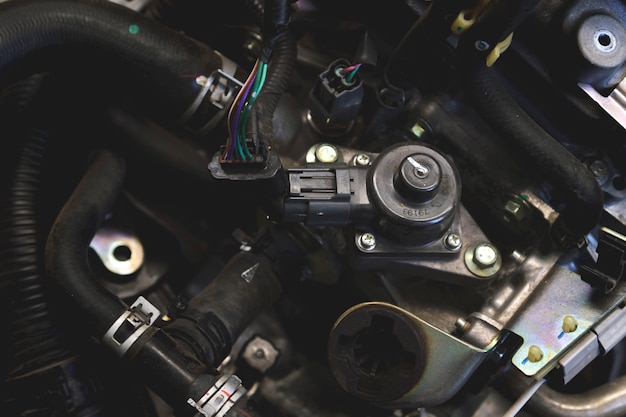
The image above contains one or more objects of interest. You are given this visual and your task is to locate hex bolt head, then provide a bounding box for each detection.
[473,244,498,268]
[562,315,578,333]
[528,345,543,363]
[358,233,376,250]
[445,233,462,250]
[315,144,339,163]
[355,153,371,166]
[504,200,526,222]
[411,122,426,138]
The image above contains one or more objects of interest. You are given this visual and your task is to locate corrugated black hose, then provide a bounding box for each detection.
[457,0,604,248]
[0,0,224,123]
[0,130,71,378]
[253,0,297,148]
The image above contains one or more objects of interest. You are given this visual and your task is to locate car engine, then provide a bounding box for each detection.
[3,0,626,416]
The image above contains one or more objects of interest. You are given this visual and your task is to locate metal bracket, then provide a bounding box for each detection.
[187,375,247,417]
[103,296,161,357]
[579,79,626,132]
[558,303,626,383]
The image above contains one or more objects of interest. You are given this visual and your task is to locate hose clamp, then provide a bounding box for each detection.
[103,296,161,357]
[179,54,243,134]
[187,375,247,417]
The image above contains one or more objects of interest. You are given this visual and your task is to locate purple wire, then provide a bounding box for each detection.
[228,70,258,159]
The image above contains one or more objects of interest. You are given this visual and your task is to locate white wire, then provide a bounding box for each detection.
[502,378,547,417]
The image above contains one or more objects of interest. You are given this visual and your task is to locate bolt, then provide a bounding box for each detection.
[254,348,266,359]
[455,318,469,333]
[504,200,526,222]
[445,233,462,250]
[528,345,543,363]
[473,244,498,268]
[411,122,426,138]
[511,250,526,265]
[195,75,208,86]
[358,233,376,250]
[590,160,609,183]
[562,315,578,333]
[355,153,371,166]
[244,39,256,51]
[315,143,338,163]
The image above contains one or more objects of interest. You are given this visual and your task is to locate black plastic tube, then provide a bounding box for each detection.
[253,0,296,147]
[457,1,604,247]
[0,0,224,122]
[107,109,217,185]
[45,150,128,337]
[254,33,296,145]
[0,131,71,377]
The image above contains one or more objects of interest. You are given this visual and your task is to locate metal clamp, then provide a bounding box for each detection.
[187,375,247,417]
[178,54,243,133]
[103,296,161,357]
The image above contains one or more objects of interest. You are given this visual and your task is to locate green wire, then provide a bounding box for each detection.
[345,65,361,83]
[238,62,268,160]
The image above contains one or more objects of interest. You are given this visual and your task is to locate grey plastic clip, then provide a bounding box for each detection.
[103,296,160,357]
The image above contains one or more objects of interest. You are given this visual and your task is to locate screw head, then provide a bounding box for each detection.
[590,160,609,184]
[355,153,371,166]
[445,233,462,250]
[473,244,498,268]
[358,233,376,250]
[315,144,338,163]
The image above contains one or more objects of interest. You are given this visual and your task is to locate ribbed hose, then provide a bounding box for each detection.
[45,150,128,337]
[254,32,297,146]
[457,1,603,247]
[0,131,71,378]
[0,0,224,122]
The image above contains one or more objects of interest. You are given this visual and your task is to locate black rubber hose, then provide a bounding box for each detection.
[0,0,224,122]
[457,2,603,247]
[107,109,217,185]
[42,149,223,411]
[45,150,128,337]
[164,251,282,367]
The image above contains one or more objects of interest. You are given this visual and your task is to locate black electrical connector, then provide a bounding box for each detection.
[307,58,364,134]
[580,227,626,294]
